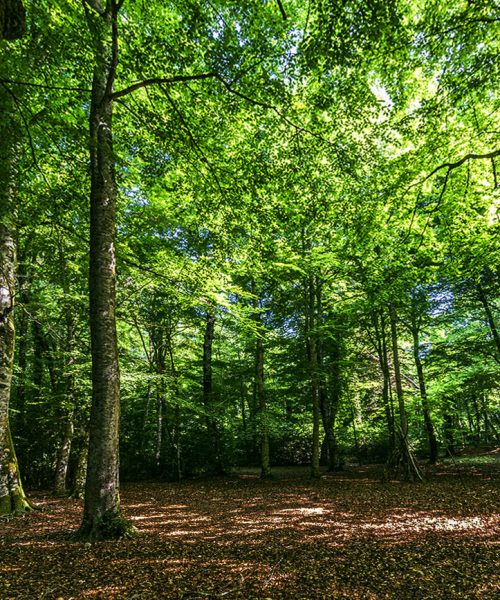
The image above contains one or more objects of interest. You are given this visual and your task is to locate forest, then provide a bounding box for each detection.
[1,0,499,598]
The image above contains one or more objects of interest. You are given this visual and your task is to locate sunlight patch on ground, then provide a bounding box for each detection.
[81,585,127,597]
[279,507,326,515]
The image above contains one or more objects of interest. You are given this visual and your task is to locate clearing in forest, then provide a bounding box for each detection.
[0,459,498,599]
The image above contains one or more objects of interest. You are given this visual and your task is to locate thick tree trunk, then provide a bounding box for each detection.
[203,311,224,474]
[252,282,271,479]
[0,87,31,517]
[78,4,132,540]
[411,325,438,464]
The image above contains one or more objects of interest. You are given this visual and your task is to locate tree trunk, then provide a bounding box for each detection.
[374,310,395,455]
[0,86,31,517]
[78,3,132,540]
[385,301,422,482]
[316,278,339,472]
[53,309,77,496]
[53,415,74,496]
[443,405,455,456]
[252,282,271,479]
[71,432,89,500]
[411,324,438,464]
[155,382,163,472]
[166,331,182,482]
[305,275,321,480]
[203,311,224,474]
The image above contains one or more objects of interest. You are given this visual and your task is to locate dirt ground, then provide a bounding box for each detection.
[0,458,498,599]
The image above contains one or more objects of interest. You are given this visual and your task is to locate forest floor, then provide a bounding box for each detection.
[0,453,499,599]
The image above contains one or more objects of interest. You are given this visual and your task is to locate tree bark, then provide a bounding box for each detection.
[386,301,422,482]
[252,282,271,479]
[316,279,339,472]
[305,275,321,479]
[411,323,438,464]
[0,86,31,517]
[373,310,395,455]
[78,2,132,540]
[53,412,74,496]
[71,432,89,500]
[203,311,224,474]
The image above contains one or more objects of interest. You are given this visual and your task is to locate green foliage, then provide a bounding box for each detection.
[4,0,499,488]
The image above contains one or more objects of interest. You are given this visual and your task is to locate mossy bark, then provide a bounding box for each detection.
[0,87,32,518]
[0,426,32,516]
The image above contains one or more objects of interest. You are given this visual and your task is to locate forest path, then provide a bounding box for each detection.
[0,458,498,599]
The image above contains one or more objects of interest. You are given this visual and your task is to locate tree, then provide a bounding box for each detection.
[0,0,32,517]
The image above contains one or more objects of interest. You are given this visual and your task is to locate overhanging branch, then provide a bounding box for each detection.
[424,148,500,181]
[110,73,217,100]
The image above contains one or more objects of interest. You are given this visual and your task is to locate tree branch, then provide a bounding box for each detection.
[110,73,217,100]
[276,0,287,20]
[424,149,500,181]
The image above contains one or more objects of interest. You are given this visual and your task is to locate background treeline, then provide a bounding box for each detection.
[2,0,499,494]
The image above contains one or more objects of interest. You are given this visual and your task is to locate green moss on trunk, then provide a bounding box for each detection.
[76,511,137,541]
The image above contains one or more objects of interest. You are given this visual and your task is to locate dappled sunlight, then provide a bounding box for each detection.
[1,464,498,598]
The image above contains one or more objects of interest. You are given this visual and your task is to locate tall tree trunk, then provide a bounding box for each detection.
[155,382,163,472]
[373,310,395,455]
[386,301,422,482]
[53,237,78,491]
[166,331,182,482]
[78,2,132,540]
[0,84,31,517]
[152,326,165,474]
[411,322,438,464]
[252,281,271,479]
[305,275,321,479]
[316,278,339,472]
[203,311,223,474]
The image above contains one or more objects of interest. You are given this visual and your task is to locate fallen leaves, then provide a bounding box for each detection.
[0,460,498,599]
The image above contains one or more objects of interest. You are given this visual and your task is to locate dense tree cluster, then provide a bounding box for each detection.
[0,0,498,538]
